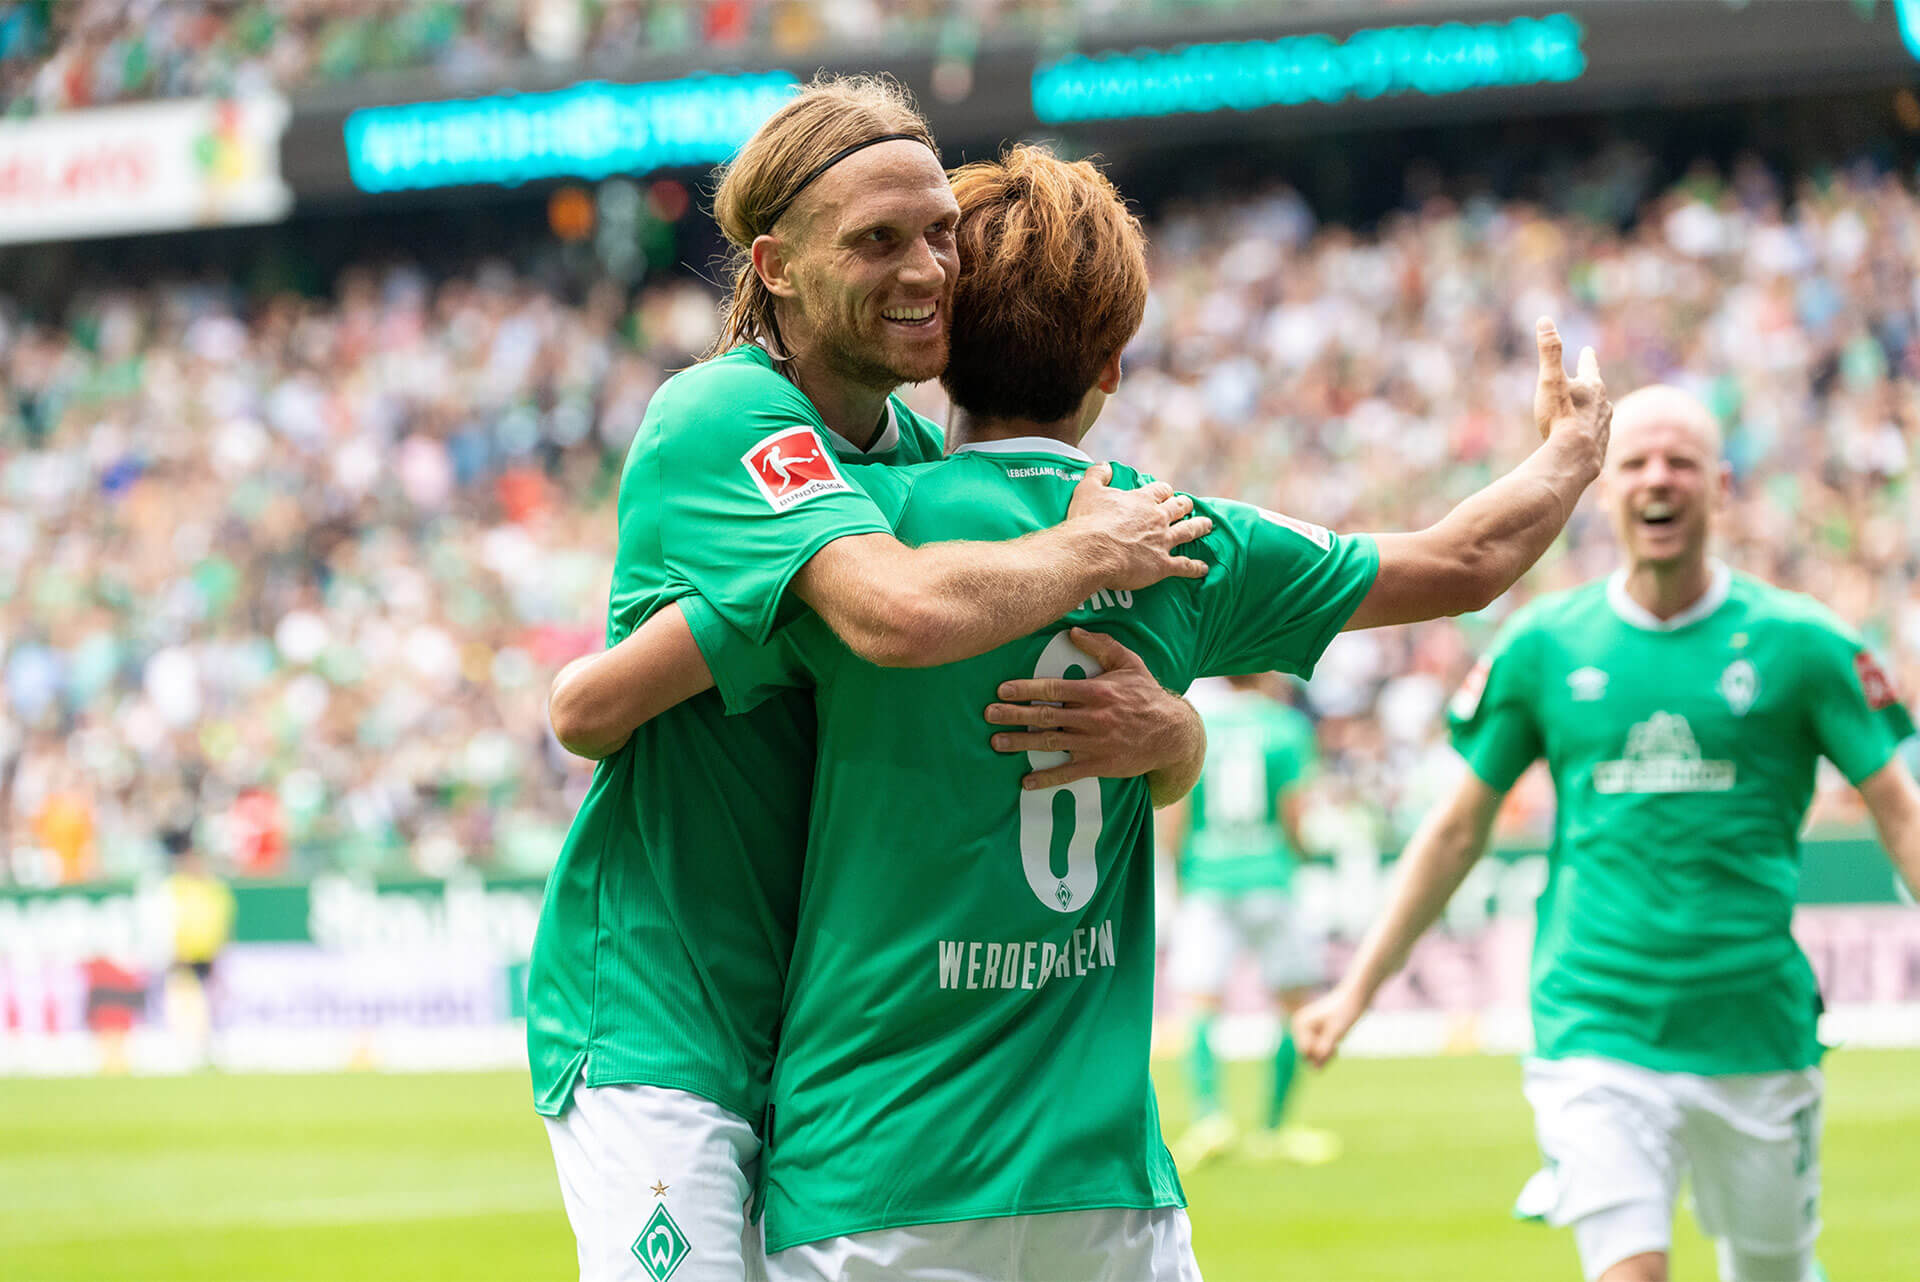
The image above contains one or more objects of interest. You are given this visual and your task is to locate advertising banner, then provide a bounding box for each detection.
[277,1,1919,203]
[0,95,291,244]
[0,842,1912,1073]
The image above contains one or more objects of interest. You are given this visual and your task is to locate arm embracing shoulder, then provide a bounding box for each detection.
[791,463,1210,670]
[548,603,713,760]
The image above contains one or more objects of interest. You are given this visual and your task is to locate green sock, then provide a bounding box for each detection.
[1266,1026,1299,1131]
[1189,1014,1221,1118]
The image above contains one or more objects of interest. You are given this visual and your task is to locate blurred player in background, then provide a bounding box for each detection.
[1161,673,1340,1170]
[163,826,234,1070]
[1298,386,1920,1282]
[553,141,1610,1281]
[529,77,1211,1282]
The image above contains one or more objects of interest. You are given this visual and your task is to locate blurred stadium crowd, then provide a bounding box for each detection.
[0,0,1315,114]
[3,149,1918,885]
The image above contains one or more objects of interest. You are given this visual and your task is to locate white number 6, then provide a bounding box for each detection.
[1018,631,1105,912]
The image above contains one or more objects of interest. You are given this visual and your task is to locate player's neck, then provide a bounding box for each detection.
[779,354,894,451]
[1621,555,1715,621]
[946,410,1085,452]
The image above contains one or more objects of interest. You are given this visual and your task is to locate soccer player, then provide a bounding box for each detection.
[1161,674,1339,1170]
[529,78,1216,1282]
[162,827,234,1070]
[553,144,1611,1280]
[1295,385,1920,1282]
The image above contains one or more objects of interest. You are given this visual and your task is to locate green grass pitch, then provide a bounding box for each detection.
[4,1050,1916,1281]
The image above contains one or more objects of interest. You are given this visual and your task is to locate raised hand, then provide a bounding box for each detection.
[1066,464,1212,591]
[1533,316,1611,470]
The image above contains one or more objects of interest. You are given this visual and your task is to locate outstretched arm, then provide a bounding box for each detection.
[1344,318,1611,631]
[1859,754,1920,899]
[796,467,1210,668]
[1293,765,1506,1066]
[548,604,711,760]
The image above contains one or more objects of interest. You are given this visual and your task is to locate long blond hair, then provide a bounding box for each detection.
[704,75,937,361]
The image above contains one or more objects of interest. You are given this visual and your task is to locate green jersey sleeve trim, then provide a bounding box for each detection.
[1446,615,1544,793]
[1801,616,1918,785]
[1192,495,1380,679]
[1283,532,1379,679]
[682,592,812,716]
[649,355,898,645]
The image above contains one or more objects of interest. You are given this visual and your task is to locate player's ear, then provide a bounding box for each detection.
[752,233,800,299]
[1715,459,1733,509]
[1094,347,1123,395]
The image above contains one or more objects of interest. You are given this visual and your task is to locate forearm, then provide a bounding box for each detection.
[1436,432,1601,603]
[1339,787,1496,1005]
[1349,432,1601,630]
[1145,699,1206,807]
[548,603,714,759]
[800,529,1112,669]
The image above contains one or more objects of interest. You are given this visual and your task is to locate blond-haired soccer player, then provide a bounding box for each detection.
[553,143,1609,1280]
[527,78,1218,1282]
[1297,386,1920,1282]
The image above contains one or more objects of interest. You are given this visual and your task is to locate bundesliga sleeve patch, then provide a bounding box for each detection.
[1855,648,1899,710]
[741,427,851,512]
[1256,506,1334,550]
[1450,657,1491,720]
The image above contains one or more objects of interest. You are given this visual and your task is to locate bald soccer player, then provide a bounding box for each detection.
[1297,386,1920,1282]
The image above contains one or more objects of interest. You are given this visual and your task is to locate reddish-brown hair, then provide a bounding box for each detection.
[705,75,937,360]
[941,145,1148,423]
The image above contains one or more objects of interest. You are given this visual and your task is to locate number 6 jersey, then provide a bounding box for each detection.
[684,437,1378,1253]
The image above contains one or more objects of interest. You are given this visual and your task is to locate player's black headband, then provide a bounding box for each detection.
[764,133,937,231]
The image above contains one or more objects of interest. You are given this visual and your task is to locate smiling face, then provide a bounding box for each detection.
[1601,385,1731,573]
[768,140,959,392]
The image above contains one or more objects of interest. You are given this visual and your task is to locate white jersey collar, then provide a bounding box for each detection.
[950,436,1092,462]
[824,401,900,458]
[1606,559,1731,632]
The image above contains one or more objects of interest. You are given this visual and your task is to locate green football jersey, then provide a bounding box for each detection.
[526,345,946,1124]
[1449,563,1916,1076]
[1182,688,1317,896]
[686,436,1379,1250]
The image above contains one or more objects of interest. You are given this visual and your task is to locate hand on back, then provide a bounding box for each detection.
[1065,463,1213,591]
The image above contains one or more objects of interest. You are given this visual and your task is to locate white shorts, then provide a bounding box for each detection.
[1518,1057,1823,1281]
[1170,891,1325,997]
[767,1206,1201,1282]
[543,1084,767,1282]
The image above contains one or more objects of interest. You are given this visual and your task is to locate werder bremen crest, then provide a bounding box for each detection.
[1719,658,1758,716]
[632,1203,691,1282]
[1593,712,1736,794]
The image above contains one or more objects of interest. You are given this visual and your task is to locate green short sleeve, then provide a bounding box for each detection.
[1446,622,1542,792]
[644,356,895,644]
[1193,498,1380,678]
[681,593,811,716]
[1803,621,1916,784]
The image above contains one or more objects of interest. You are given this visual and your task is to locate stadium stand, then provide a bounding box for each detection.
[3,151,1916,884]
[1,0,1354,114]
